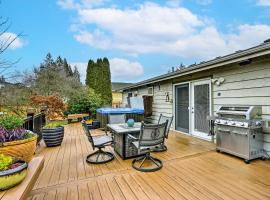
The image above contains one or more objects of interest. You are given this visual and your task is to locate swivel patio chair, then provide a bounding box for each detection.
[82,120,114,164]
[129,121,168,172]
[154,114,174,152]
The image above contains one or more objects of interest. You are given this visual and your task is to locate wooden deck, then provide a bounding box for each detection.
[28,123,270,200]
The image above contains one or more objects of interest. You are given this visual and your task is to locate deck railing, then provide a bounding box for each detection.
[23,112,46,144]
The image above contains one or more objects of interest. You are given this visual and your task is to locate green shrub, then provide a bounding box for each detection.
[0,154,13,171]
[23,131,36,139]
[44,121,68,128]
[67,88,102,119]
[0,115,24,130]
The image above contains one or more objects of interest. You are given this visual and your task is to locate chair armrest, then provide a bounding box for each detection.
[127,134,139,141]
[105,125,112,135]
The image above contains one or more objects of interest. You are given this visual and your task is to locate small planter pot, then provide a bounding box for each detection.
[0,161,28,191]
[42,126,64,147]
[0,133,37,163]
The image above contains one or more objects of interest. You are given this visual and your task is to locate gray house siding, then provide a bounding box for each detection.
[122,57,270,153]
[152,82,173,124]
[122,87,148,107]
[213,59,270,153]
[122,82,174,126]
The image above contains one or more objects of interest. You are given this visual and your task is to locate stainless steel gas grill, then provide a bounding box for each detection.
[214,106,264,163]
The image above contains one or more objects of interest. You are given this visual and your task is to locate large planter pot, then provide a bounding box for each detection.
[42,126,64,147]
[0,161,28,191]
[0,134,37,163]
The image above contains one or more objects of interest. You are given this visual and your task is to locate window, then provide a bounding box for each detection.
[127,92,133,107]
[128,92,133,97]
[148,87,153,95]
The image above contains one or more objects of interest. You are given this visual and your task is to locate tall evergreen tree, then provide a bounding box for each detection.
[73,66,80,82]
[44,53,54,68]
[32,53,81,98]
[102,57,112,105]
[85,57,112,106]
[85,59,95,86]
[63,58,73,76]
[96,58,103,98]
[56,56,63,67]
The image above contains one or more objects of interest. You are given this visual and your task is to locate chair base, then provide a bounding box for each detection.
[153,144,167,152]
[132,153,163,172]
[86,148,114,164]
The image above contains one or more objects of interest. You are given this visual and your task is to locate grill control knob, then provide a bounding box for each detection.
[240,122,245,126]
[231,122,236,125]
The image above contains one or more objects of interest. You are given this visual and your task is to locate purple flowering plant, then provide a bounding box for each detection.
[0,115,30,143]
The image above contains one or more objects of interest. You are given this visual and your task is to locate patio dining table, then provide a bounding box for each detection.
[107,122,142,159]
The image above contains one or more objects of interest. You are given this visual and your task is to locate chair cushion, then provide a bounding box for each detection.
[132,141,159,152]
[93,135,112,146]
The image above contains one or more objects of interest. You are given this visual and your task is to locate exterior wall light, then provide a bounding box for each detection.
[165,92,170,102]
[212,77,225,86]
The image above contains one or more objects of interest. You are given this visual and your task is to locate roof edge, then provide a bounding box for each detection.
[121,42,270,91]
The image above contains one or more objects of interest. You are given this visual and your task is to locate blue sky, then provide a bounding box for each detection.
[1,0,270,83]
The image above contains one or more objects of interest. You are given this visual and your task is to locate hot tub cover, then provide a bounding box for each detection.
[96,108,144,114]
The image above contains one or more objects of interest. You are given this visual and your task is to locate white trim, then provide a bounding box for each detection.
[173,81,191,133]
[173,77,213,141]
[173,129,190,135]
[190,79,212,140]
[173,81,191,134]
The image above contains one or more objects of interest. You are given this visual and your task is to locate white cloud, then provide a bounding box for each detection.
[78,4,203,37]
[71,58,144,83]
[68,2,270,60]
[110,58,144,81]
[257,0,270,6]
[226,24,270,50]
[74,30,111,49]
[0,32,25,50]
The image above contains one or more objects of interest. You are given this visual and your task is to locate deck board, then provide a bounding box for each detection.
[28,123,270,200]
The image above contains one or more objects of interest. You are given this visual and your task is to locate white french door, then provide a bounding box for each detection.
[190,79,211,140]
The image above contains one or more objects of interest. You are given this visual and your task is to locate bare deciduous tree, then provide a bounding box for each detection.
[0,8,23,78]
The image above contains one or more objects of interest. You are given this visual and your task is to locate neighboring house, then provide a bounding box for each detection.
[111,82,132,108]
[0,80,13,89]
[120,39,270,153]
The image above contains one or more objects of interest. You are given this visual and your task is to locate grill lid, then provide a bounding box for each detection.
[219,106,250,112]
[216,105,262,120]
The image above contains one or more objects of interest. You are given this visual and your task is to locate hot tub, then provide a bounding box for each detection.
[96,108,144,128]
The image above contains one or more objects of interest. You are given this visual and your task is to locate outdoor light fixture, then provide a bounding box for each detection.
[212,77,225,86]
[239,59,252,66]
[165,92,170,102]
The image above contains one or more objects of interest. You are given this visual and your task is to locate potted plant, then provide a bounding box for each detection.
[0,115,37,163]
[0,154,28,190]
[42,121,67,147]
